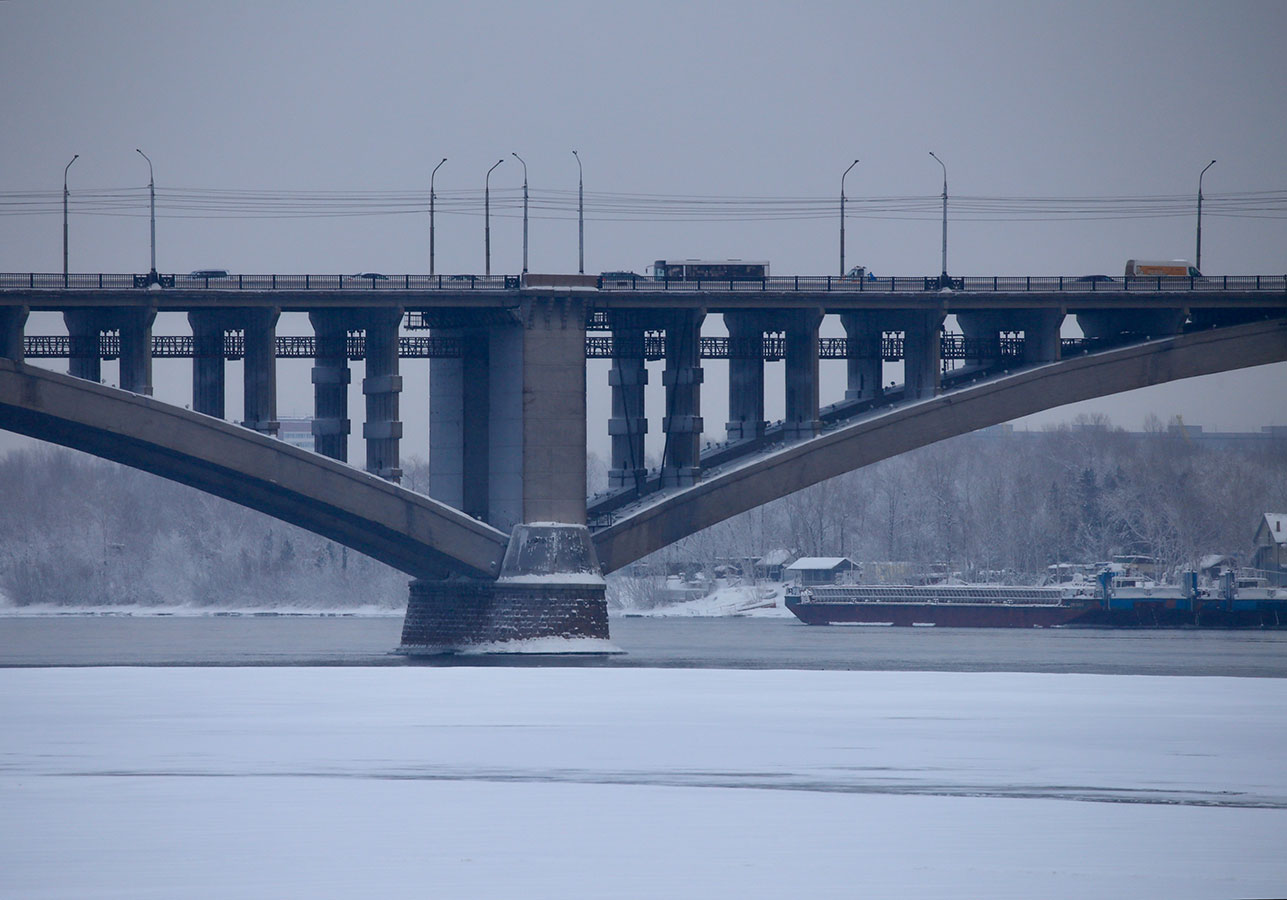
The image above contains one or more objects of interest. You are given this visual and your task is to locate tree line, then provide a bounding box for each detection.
[1,416,1283,607]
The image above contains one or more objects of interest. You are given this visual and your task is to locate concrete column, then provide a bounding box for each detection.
[362,308,403,482]
[0,306,28,361]
[521,296,588,523]
[955,311,1002,373]
[661,309,704,488]
[63,310,103,383]
[429,327,492,520]
[840,312,884,402]
[189,312,227,418]
[308,310,351,461]
[242,308,279,437]
[783,309,823,441]
[724,312,765,442]
[118,307,156,396]
[429,335,466,511]
[902,310,944,401]
[487,323,523,531]
[608,325,648,489]
[1022,310,1064,364]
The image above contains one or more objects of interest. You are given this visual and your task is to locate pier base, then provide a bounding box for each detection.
[398,524,613,655]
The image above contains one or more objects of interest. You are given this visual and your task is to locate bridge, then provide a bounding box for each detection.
[2,271,1285,652]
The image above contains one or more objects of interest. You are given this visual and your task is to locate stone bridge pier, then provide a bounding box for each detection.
[403,294,608,654]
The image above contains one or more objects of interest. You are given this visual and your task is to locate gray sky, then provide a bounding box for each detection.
[2,0,1285,460]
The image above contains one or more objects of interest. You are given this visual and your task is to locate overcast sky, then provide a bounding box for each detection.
[2,0,1285,461]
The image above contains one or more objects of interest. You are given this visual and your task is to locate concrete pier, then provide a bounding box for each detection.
[660,309,704,487]
[607,318,648,490]
[783,309,823,440]
[309,310,351,462]
[0,306,27,361]
[840,312,884,402]
[242,308,279,437]
[361,308,403,482]
[724,312,766,441]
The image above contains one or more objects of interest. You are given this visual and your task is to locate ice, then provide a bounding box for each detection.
[2,667,1285,898]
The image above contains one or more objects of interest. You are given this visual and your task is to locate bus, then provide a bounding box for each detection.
[651,259,770,281]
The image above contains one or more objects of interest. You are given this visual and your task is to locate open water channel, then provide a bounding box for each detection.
[4,613,1287,675]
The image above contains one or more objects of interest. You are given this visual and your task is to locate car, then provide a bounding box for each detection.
[353,272,389,280]
[187,269,230,279]
[841,265,867,281]
[1075,274,1115,283]
[447,274,474,281]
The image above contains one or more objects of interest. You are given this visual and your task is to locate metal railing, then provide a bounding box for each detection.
[3,273,1285,293]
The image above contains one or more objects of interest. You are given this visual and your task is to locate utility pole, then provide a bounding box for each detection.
[430,157,446,276]
[573,150,584,274]
[1197,159,1216,273]
[840,159,858,277]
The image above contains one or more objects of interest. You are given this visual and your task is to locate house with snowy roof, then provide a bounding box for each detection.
[1252,514,1287,586]
[784,557,859,586]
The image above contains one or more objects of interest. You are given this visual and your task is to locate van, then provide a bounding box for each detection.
[1124,259,1201,278]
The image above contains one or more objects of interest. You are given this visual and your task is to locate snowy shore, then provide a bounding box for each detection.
[3,667,1285,899]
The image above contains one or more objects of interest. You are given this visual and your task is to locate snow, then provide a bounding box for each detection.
[445,636,623,655]
[2,667,1285,899]
[498,572,607,586]
[621,582,794,617]
[784,556,852,570]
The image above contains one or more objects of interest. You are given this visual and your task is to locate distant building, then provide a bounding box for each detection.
[278,416,314,452]
[784,557,859,586]
[1252,514,1287,586]
[754,548,798,582]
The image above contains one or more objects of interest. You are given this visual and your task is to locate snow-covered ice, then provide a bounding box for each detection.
[2,667,1285,898]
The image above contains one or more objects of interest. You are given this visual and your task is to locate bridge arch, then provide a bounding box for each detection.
[0,358,507,579]
[592,318,1287,573]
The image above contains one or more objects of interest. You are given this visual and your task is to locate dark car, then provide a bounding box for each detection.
[187,269,230,279]
[1075,274,1115,283]
[600,271,639,288]
[353,272,389,280]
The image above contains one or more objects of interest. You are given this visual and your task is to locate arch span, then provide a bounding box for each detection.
[593,318,1287,573]
[0,358,507,579]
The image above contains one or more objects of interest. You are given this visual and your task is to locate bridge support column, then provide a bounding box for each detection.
[308,311,351,462]
[189,312,228,418]
[608,323,648,490]
[242,308,279,437]
[783,309,823,441]
[399,524,610,655]
[430,330,480,517]
[661,310,704,488]
[118,307,156,396]
[840,313,884,402]
[519,296,588,523]
[0,306,28,361]
[956,311,1005,373]
[63,310,103,384]
[1022,310,1064,364]
[362,308,403,482]
[902,310,944,400]
[724,312,766,442]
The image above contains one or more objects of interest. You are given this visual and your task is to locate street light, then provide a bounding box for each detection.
[136,149,156,280]
[929,151,948,285]
[1197,159,1216,273]
[63,154,79,284]
[484,158,504,277]
[840,159,858,277]
[573,150,584,274]
[512,152,528,274]
[430,157,446,276]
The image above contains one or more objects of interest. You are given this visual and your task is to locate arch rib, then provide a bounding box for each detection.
[0,359,507,579]
[593,318,1287,573]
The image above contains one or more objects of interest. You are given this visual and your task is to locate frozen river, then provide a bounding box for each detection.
[3,616,1286,897]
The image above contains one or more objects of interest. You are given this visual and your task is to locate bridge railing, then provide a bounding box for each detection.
[3,273,1285,292]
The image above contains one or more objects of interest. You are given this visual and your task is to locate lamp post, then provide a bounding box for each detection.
[136,149,156,281]
[484,158,504,277]
[1196,159,1216,273]
[573,150,584,274]
[63,154,79,284]
[430,157,446,276]
[512,152,528,274]
[840,158,858,277]
[929,151,948,285]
